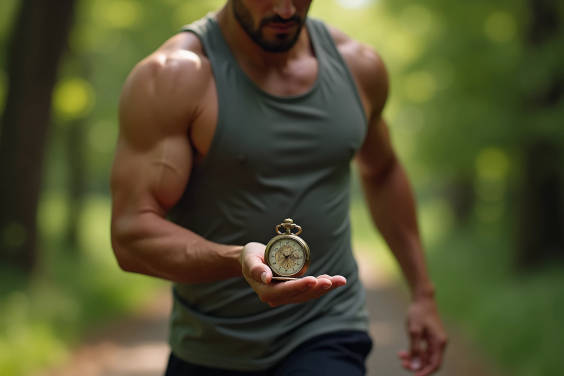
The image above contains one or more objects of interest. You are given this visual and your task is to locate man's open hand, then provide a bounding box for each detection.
[241,242,347,306]
[398,297,448,376]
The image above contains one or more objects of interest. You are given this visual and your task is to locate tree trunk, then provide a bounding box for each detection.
[0,0,76,272]
[65,117,87,251]
[62,51,92,254]
[444,174,475,226]
[518,141,564,267]
[517,0,564,268]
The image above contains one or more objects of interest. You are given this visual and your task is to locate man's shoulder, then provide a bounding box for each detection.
[119,32,215,139]
[323,24,385,79]
[137,32,212,97]
[121,32,213,120]
[324,23,389,116]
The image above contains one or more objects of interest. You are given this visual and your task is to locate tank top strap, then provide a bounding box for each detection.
[180,13,232,64]
[306,18,367,125]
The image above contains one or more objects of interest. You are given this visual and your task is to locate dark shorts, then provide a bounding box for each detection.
[165,330,373,376]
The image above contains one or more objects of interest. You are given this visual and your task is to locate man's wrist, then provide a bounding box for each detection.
[411,283,436,301]
[212,242,245,276]
[230,244,245,268]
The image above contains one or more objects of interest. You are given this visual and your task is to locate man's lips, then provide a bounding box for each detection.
[266,22,298,32]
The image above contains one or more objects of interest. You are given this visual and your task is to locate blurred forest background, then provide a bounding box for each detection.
[0,0,563,375]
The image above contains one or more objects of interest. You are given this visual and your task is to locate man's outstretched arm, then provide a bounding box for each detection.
[111,39,346,303]
[110,47,244,283]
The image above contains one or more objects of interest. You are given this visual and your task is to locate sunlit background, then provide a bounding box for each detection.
[1,0,563,375]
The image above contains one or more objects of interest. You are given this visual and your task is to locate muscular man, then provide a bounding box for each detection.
[110,1,447,375]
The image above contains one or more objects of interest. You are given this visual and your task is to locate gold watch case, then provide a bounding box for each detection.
[264,219,311,281]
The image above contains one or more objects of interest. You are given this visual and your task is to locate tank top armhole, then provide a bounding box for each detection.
[177,20,227,173]
[308,19,369,128]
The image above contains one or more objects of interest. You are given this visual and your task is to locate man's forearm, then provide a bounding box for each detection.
[111,211,243,284]
[359,158,435,299]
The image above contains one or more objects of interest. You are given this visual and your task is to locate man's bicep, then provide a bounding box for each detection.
[148,135,193,210]
[112,63,194,217]
[111,133,192,216]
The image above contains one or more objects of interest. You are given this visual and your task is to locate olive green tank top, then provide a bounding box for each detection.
[168,14,369,371]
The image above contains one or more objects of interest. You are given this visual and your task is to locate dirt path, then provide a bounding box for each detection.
[360,259,502,376]
[39,257,503,376]
[36,293,171,376]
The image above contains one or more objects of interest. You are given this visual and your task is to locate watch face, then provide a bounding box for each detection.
[267,237,307,277]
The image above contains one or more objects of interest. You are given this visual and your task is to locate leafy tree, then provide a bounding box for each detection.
[0,0,77,272]
[379,0,564,267]
[517,0,564,267]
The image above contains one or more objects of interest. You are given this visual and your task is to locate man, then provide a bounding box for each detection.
[110,1,448,375]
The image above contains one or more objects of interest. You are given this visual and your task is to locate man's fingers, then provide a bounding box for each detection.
[397,350,409,360]
[406,325,424,371]
[264,275,346,306]
[253,265,270,283]
[287,276,318,292]
[400,299,448,375]
[408,326,423,354]
[398,350,420,372]
[329,275,347,287]
[317,274,332,288]
[397,350,413,371]
[247,261,271,283]
[316,275,333,289]
[288,278,344,304]
[241,243,270,283]
[415,354,440,376]
[416,333,447,376]
[262,277,317,305]
[260,270,271,284]
[318,274,347,287]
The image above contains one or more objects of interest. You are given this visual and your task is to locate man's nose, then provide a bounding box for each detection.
[273,0,296,20]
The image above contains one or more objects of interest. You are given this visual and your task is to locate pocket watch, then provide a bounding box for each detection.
[264,219,311,281]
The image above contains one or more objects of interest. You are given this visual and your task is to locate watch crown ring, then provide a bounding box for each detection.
[275,219,302,235]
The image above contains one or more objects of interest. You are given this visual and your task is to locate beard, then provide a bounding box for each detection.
[232,0,307,53]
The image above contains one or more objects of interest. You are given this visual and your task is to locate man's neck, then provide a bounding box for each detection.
[215,6,311,70]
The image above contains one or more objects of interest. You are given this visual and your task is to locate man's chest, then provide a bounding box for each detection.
[241,55,319,97]
[189,56,320,164]
[191,85,366,184]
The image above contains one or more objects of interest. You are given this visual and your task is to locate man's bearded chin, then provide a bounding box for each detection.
[232,1,306,52]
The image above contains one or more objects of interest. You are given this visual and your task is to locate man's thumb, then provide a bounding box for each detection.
[251,265,270,284]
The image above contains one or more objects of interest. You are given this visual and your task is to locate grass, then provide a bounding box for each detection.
[0,193,165,376]
[428,223,564,376]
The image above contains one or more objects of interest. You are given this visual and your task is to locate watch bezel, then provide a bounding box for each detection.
[264,234,310,278]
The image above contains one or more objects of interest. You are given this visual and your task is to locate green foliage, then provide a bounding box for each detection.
[1,0,563,375]
[428,221,564,376]
[0,195,164,376]
[44,0,225,193]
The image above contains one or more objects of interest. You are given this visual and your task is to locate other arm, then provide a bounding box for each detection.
[358,118,447,376]
[336,31,448,376]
